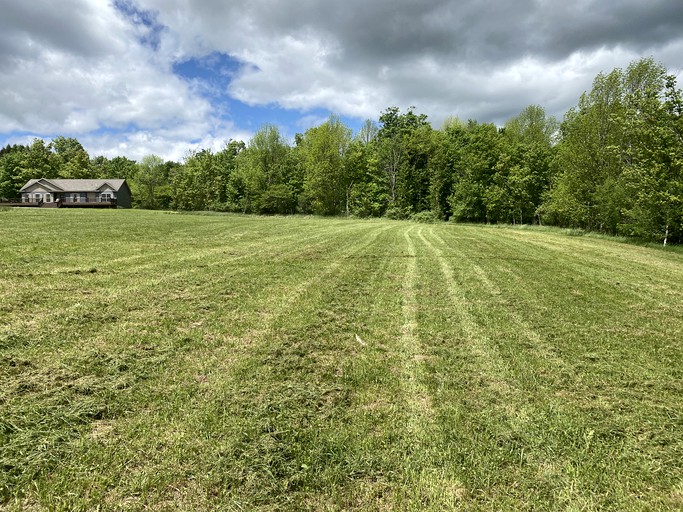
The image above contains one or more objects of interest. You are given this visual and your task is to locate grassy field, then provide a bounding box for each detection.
[1,209,682,511]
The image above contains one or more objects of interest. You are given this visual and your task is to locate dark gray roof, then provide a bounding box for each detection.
[20,178,128,192]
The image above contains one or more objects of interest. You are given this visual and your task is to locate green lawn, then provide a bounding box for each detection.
[1,209,682,511]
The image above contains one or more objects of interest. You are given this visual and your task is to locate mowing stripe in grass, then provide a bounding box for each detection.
[1,214,390,506]
[44,222,400,508]
[429,223,683,508]
[3,212,683,510]
[416,227,514,398]
[391,225,475,508]
[493,228,683,302]
[426,227,570,380]
[400,226,435,435]
[472,227,683,373]
[0,219,375,351]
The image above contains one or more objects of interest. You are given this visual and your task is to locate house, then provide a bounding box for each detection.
[19,179,132,208]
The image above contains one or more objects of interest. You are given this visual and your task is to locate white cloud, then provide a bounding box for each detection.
[136,0,683,126]
[2,0,683,160]
[296,114,330,132]
[80,128,246,163]
[0,0,250,160]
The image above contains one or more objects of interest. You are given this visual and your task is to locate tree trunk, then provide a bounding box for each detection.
[664,224,669,246]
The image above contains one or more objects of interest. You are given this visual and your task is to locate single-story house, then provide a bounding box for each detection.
[19,179,132,208]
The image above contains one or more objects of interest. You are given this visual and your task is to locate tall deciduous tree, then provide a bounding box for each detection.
[492,105,557,224]
[357,119,379,146]
[620,68,683,244]
[542,57,681,241]
[172,149,217,211]
[136,154,166,209]
[300,115,352,215]
[0,140,55,199]
[377,107,430,210]
[232,125,292,213]
[397,123,435,214]
[448,121,503,222]
[543,67,627,231]
[504,105,558,147]
[0,144,29,199]
[49,136,91,179]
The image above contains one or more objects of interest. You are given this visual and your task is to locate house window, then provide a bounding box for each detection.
[101,193,111,202]
[34,193,41,202]
[45,193,52,202]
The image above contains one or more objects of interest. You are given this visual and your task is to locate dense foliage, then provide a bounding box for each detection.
[1,58,681,243]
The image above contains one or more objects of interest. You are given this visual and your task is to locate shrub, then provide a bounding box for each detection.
[384,206,412,220]
[410,210,440,223]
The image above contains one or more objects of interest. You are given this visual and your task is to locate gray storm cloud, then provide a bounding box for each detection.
[2,0,683,159]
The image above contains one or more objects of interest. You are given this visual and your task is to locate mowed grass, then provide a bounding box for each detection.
[1,209,682,511]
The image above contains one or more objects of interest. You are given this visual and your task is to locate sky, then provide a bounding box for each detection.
[1,0,683,162]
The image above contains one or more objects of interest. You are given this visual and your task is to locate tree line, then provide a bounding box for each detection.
[1,58,681,244]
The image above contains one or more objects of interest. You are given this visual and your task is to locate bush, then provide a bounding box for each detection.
[258,184,296,214]
[384,206,412,220]
[410,210,440,223]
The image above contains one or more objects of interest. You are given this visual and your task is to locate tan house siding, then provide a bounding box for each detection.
[21,184,54,203]
[19,179,132,208]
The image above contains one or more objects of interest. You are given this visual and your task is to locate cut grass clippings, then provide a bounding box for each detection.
[1,208,682,510]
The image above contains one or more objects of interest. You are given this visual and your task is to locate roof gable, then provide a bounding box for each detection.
[20,178,64,192]
[20,178,129,193]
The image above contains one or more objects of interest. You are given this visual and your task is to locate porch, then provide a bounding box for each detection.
[0,198,118,208]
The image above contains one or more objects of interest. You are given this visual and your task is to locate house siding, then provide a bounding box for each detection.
[115,184,132,208]
[22,185,52,203]
[19,179,133,208]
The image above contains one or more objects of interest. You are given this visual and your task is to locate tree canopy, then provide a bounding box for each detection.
[2,57,681,243]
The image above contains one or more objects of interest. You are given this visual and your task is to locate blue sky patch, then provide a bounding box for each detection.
[172,52,363,139]
[173,52,242,83]
[113,0,165,51]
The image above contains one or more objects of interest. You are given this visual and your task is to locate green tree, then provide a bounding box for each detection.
[259,183,296,214]
[620,71,683,244]
[504,104,558,147]
[135,154,166,209]
[0,140,57,199]
[345,137,387,217]
[49,136,91,179]
[448,121,503,222]
[173,149,217,211]
[212,140,245,211]
[542,57,679,239]
[89,155,139,181]
[397,123,435,214]
[0,144,29,199]
[299,115,353,215]
[27,139,56,180]
[231,125,291,213]
[357,119,378,145]
[543,68,626,230]
[247,124,290,187]
[489,106,557,224]
[376,107,430,208]
[428,120,467,219]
